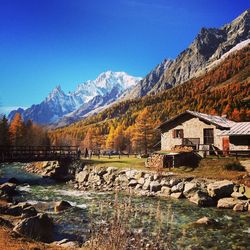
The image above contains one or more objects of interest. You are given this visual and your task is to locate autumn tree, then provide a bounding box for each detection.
[132,107,155,154]
[106,126,115,150]
[82,127,95,150]
[113,124,125,152]
[9,113,25,146]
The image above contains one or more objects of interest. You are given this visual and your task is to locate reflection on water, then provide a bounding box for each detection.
[1,163,250,249]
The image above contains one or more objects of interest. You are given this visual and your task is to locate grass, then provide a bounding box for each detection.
[81,155,147,170]
[81,155,248,181]
[171,157,247,180]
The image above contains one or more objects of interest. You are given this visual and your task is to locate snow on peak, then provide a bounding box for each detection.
[47,85,65,100]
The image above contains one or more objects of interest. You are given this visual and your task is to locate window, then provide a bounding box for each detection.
[172,129,184,138]
[204,128,214,144]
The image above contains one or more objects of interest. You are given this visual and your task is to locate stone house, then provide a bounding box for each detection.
[157,110,250,153]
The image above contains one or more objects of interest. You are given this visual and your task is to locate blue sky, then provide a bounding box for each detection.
[0,0,249,113]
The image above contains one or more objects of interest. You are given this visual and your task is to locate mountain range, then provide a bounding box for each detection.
[8,9,250,127]
[8,71,142,125]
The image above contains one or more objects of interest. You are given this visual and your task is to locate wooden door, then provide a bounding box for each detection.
[222,137,230,156]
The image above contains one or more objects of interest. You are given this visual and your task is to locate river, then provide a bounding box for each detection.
[0,162,249,249]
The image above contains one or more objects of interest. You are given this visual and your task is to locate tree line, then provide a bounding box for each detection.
[0,113,50,147]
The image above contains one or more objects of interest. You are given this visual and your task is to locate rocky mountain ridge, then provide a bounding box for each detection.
[122,9,250,99]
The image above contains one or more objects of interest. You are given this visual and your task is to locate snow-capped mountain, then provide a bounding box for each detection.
[8,71,142,125]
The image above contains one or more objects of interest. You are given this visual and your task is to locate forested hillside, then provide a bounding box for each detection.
[49,45,250,153]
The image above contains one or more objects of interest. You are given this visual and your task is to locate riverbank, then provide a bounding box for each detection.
[1,161,250,249]
[24,160,250,212]
[72,164,250,212]
[0,200,64,250]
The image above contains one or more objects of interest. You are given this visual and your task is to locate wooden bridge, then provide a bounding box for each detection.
[0,146,79,163]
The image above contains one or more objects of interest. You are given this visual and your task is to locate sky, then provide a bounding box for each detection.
[0,0,249,113]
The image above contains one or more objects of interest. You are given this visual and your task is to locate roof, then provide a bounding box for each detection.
[218,122,250,136]
[157,110,235,130]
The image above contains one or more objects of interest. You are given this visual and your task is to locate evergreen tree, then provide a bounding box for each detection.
[0,115,10,146]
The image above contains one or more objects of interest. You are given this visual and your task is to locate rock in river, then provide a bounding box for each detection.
[54,200,72,212]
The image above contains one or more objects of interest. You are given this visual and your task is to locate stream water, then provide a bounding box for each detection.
[0,163,249,249]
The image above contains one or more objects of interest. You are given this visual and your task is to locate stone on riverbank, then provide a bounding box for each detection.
[0,182,17,200]
[13,213,54,243]
[150,181,161,192]
[233,202,248,212]
[207,180,234,199]
[189,191,215,207]
[170,192,183,199]
[75,170,89,183]
[217,198,243,209]
[4,202,32,216]
[161,186,171,197]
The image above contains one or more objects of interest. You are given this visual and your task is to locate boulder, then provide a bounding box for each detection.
[169,178,181,187]
[195,216,219,226]
[161,186,171,197]
[171,182,185,193]
[217,198,243,209]
[231,191,247,200]
[207,180,234,199]
[150,181,161,192]
[128,179,138,187]
[21,206,37,218]
[106,167,118,174]
[142,179,151,190]
[135,184,142,190]
[5,202,31,216]
[0,216,13,228]
[103,173,116,184]
[189,191,216,207]
[54,201,72,212]
[75,170,89,183]
[13,213,54,242]
[53,239,79,248]
[233,202,248,212]
[138,177,145,185]
[7,177,21,185]
[0,182,17,199]
[183,182,198,197]
[125,170,139,179]
[160,179,170,187]
[96,168,107,176]
[170,192,183,199]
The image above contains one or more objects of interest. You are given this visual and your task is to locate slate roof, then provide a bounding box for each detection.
[186,110,235,128]
[157,110,236,129]
[218,122,250,136]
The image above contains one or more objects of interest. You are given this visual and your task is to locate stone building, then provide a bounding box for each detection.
[157,110,250,153]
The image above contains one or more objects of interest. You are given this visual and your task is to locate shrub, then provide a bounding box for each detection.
[224,162,245,171]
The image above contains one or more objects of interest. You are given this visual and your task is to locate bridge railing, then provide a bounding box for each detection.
[0,145,79,162]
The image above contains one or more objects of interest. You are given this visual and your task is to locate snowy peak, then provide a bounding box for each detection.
[47,85,65,100]
[8,71,142,125]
